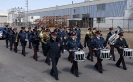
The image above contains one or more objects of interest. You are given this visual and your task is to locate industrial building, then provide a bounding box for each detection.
[0,12,8,26]
[27,0,133,28]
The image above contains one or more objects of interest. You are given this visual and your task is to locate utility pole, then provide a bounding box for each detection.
[26,0,28,27]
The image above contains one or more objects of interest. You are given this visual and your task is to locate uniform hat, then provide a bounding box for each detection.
[21,27,25,29]
[93,28,96,30]
[118,32,123,36]
[109,27,113,30]
[54,29,58,32]
[70,32,76,36]
[69,28,73,31]
[13,28,17,30]
[34,26,38,29]
[51,32,57,36]
[5,25,8,27]
[45,29,50,32]
[28,27,31,29]
[33,29,37,32]
[95,31,101,35]
[88,28,92,30]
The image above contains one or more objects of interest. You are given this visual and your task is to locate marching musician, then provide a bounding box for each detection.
[18,27,28,56]
[3,25,9,48]
[74,25,81,41]
[46,31,61,80]
[92,27,97,37]
[8,27,13,51]
[13,28,19,53]
[58,27,65,53]
[84,27,95,62]
[115,32,129,70]
[106,27,115,61]
[27,27,32,49]
[43,29,51,65]
[66,32,83,77]
[40,27,45,53]
[34,26,40,52]
[91,31,107,73]
[30,29,40,61]
[67,28,73,62]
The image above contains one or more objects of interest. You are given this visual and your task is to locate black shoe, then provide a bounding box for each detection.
[75,74,79,77]
[55,77,59,80]
[115,64,120,68]
[113,59,116,61]
[123,68,127,70]
[91,60,94,62]
[94,65,98,70]
[70,70,74,74]
[35,58,38,61]
[50,72,54,76]
[99,71,103,73]
[87,57,90,60]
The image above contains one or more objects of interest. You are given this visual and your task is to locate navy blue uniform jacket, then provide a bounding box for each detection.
[46,38,61,58]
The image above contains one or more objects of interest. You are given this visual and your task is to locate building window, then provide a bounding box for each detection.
[97,17,105,23]
[97,4,106,11]
[31,16,33,19]
[73,14,79,18]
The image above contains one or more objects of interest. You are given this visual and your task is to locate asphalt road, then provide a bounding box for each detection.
[0,39,133,82]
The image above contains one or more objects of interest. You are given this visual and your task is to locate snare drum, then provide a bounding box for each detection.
[123,48,133,57]
[74,51,86,62]
[100,49,110,59]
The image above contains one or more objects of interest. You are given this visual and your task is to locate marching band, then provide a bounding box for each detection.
[2,24,132,80]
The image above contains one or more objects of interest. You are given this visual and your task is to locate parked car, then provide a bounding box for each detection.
[0,27,5,39]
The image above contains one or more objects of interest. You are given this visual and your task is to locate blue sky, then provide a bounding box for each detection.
[0,0,86,12]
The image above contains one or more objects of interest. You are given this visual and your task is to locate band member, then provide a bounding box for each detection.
[64,27,68,35]
[115,32,129,70]
[67,28,73,62]
[68,28,73,41]
[27,27,32,49]
[84,28,95,62]
[62,33,68,53]
[91,31,107,73]
[40,27,45,53]
[8,27,13,51]
[43,29,51,65]
[3,25,9,48]
[74,25,81,41]
[67,32,83,77]
[58,27,65,53]
[46,31,61,80]
[106,27,115,61]
[92,27,97,37]
[34,26,40,52]
[30,29,40,61]
[13,28,19,53]
[18,27,28,56]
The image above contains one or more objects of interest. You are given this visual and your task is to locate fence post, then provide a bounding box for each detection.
[128,19,129,33]
[112,19,113,28]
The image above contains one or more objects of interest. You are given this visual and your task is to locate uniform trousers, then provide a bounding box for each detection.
[110,45,115,60]
[5,38,8,48]
[87,47,93,61]
[29,41,32,49]
[50,57,59,79]
[94,50,103,71]
[71,57,79,76]
[14,42,18,53]
[21,42,27,56]
[116,49,126,69]
[10,42,13,51]
[33,45,39,61]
